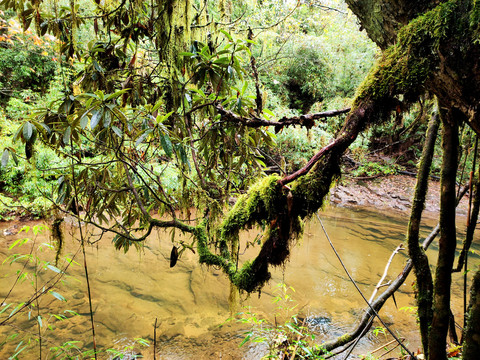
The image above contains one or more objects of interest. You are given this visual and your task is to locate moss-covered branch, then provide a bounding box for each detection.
[189,0,480,297]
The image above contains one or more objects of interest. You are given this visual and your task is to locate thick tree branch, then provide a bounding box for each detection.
[215,103,350,130]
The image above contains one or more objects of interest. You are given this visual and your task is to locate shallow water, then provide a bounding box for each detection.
[1,206,479,359]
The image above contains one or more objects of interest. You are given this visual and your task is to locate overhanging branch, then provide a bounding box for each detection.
[215,103,350,130]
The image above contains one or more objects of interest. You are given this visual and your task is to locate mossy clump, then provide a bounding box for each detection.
[220,174,282,241]
[232,260,271,293]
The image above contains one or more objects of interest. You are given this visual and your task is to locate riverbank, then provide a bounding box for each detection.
[330,174,470,218]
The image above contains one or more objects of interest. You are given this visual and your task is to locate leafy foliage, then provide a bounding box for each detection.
[0,16,57,103]
[237,283,327,359]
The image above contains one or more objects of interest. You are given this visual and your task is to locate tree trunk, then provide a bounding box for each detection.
[463,269,480,359]
[427,106,459,360]
[407,111,439,356]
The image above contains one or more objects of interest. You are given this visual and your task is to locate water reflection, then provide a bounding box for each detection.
[1,206,479,359]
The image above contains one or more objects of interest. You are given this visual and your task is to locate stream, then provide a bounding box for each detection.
[1,205,479,359]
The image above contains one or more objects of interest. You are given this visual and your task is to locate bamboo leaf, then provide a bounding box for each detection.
[0,303,12,315]
[50,291,66,302]
[47,264,62,274]
[239,334,252,347]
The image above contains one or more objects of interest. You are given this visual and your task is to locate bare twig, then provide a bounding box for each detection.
[368,244,404,303]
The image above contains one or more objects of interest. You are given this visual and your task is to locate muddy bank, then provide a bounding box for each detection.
[330,175,470,217]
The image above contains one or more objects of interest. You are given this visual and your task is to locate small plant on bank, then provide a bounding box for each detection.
[237,283,326,359]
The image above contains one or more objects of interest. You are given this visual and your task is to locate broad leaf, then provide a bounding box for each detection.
[160,132,173,157]
[90,108,104,129]
[23,122,33,141]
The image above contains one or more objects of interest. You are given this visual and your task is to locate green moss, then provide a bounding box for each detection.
[291,156,341,218]
[220,174,282,240]
[355,0,461,104]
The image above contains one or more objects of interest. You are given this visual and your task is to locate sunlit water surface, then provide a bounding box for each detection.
[1,206,479,359]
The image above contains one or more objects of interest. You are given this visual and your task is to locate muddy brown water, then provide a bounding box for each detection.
[1,206,479,359]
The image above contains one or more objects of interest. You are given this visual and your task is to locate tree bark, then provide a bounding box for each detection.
[407,111,439,356]
[462,269,480,359]
[427,106,459,360]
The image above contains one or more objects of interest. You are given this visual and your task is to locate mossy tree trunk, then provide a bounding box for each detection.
[157,0,193,109]
[463,269,480,359]
[427,106,459,360]
[406,111,439,356]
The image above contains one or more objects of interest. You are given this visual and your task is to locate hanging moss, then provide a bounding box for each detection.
[51,217,64,267]
[194,0,480,293]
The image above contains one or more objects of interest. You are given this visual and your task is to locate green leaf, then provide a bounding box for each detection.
[9,302,25,317]
[1,149,9,167]
[213,57,230,65]
[220,29,233,42]
[23,122,34,141]
[47,264,62,274]
[37,315,43,328]
[160,132,173,157]
[239,334,252,347]
[10,149,19,165]
[13,126,22,142]
[90,108,104,129]
[135,129,152,147]
[80,113,89,129]
[9,341,27,359]
[50,291,66,302]
[63,126,71,144]
[152,99,163,113]
[104,89,129,101]
[111,125,122,138]
[178,144,190,170]
[0,303,12,315]
[8,238,28,250]
[103,110,112,128]
[263,109,275,117]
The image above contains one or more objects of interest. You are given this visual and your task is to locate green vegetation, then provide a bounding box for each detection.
[237,283,327,359]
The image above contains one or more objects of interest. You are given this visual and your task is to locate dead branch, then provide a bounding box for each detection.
[369,244,404,303]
